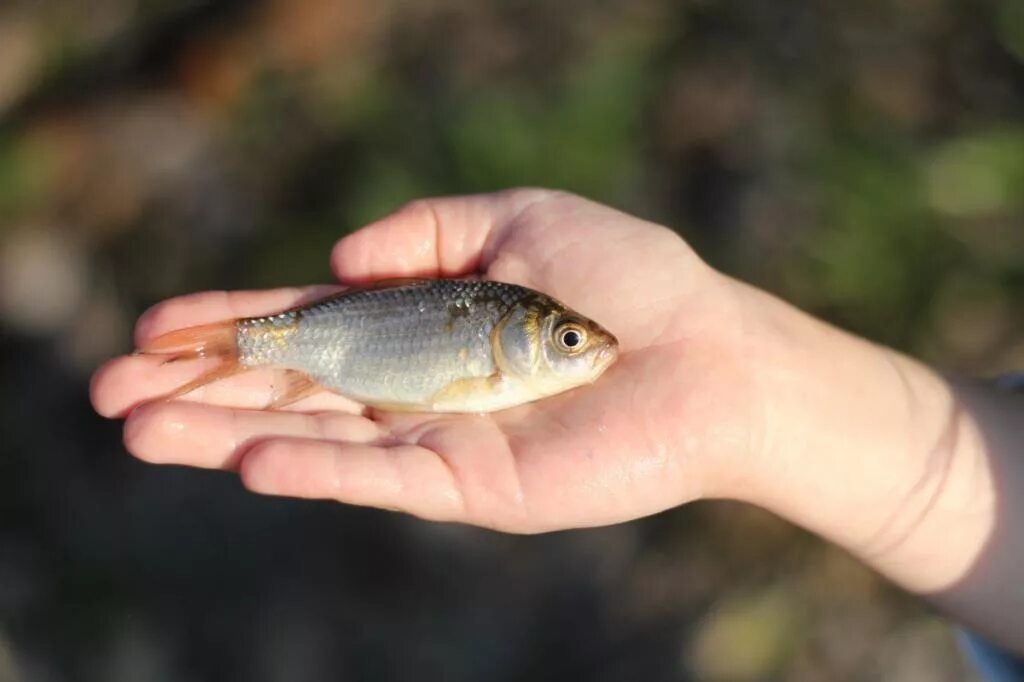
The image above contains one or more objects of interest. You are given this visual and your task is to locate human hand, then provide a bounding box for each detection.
[91,189,1024,651]
[91,189,764,531]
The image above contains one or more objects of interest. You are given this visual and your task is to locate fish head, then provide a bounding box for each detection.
[494,296,618,396]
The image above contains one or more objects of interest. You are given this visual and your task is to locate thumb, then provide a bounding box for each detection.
[329,188,558,283]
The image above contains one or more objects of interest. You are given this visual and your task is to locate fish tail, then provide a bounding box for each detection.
[137,321,244,399]
[137,321,239,360]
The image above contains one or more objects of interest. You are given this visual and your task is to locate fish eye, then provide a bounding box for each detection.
[554,323,587,353]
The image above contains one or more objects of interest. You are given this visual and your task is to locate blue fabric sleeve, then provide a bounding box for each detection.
[958,631,1024,682]
[957,372,1024,681]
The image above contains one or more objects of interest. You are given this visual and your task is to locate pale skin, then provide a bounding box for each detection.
[91,189,1024,653]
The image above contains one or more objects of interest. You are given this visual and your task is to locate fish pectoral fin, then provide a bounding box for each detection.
[267,371,323,409]
[428,373,506,410]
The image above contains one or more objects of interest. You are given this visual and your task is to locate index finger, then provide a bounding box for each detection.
[329,188,559,283]
[133,285,341,347]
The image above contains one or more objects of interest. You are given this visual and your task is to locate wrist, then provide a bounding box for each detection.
[717,278,995,594]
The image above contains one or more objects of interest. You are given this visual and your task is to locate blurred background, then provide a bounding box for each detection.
[1,0,1022,679]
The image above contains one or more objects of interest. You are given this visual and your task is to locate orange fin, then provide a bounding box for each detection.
[136,321,238,361]
[136,320,244,400]
[267,371,323,409]
[161,360,246,401]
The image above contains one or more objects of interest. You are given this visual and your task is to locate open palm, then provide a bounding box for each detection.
[92,190,760,532]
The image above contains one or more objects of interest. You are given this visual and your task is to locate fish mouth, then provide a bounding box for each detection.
[591,344,619,372]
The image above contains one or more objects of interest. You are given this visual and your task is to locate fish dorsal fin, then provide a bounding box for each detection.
[281,278,435,314]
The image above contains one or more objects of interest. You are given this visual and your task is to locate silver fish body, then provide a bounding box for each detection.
[232,279,617,412]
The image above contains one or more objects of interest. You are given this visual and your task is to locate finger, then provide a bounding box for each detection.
[123,401,383,470]
[135,285,341,346]
[239,437,467,522]
[91,354,362,418]
[330,188,559,282]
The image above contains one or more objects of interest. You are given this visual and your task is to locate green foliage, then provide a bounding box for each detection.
[996,0,1024,64]
[785,139,944,345]
[926,130,1024,217]
[0,134,53,224]
[448,41,651,200]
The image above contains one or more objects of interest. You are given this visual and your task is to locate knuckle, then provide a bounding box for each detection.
[505,187,571,204]
[396,197,433,219]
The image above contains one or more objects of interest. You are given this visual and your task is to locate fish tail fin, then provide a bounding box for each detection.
[136,321,244,399]
[137,321,239,361]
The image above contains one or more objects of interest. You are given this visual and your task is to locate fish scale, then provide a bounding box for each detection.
[238,280,533,406]
[140,278,618,413]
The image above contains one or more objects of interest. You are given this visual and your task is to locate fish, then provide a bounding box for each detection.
[138,279,619,413]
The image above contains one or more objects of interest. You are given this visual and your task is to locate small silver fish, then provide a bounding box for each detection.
[139,279,618,413]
